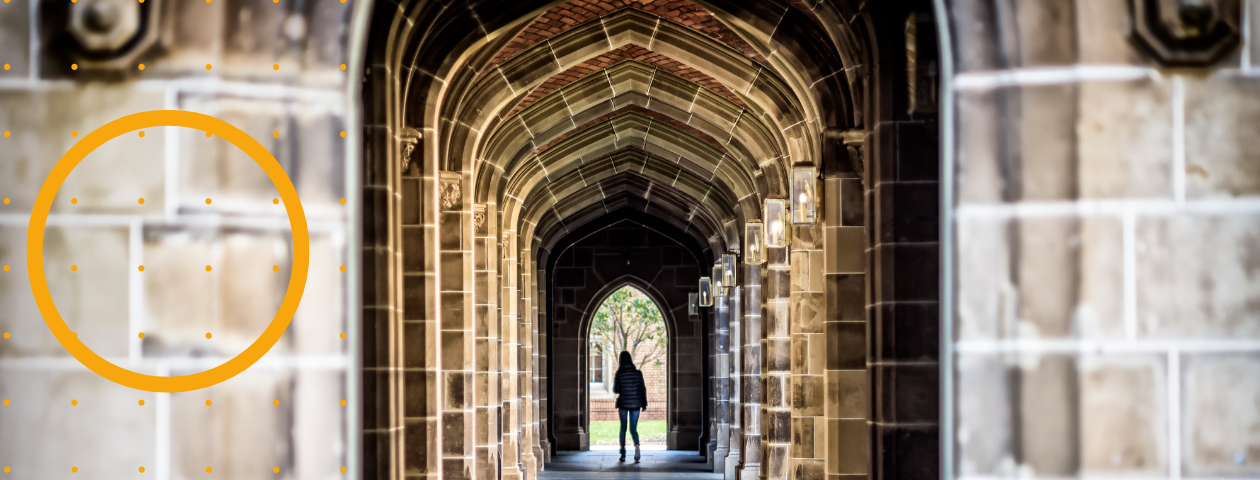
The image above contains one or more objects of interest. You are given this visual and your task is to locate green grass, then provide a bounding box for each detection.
[589,420,667,445]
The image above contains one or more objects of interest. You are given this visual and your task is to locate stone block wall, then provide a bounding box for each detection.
[0,1,363,478]
[946,0,1260,478]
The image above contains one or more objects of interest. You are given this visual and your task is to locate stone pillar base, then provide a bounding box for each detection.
[540,440,552,462]
[724,451,741,479]
[532,447,545,470]
[706,440,718,467]
[712,447,729,473]
[503,466,524,480]
[523,455,538,480]
[737,463,761,480]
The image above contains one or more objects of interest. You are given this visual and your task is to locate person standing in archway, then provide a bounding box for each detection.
[613,351,648,463]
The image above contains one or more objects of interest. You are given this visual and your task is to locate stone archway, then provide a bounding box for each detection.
[579,282,673,449]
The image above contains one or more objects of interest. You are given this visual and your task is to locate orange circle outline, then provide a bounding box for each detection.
[26,110,310,392]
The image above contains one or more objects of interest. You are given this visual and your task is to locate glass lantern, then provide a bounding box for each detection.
[765,198,787,247]
[745,221,765,264]
[698,277,713,306]
[688,293,698,316]
[721,253,737,287]
[791,165,817,225]
[712,264,726,297]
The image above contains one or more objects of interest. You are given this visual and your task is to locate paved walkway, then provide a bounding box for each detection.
[539,450,723,480]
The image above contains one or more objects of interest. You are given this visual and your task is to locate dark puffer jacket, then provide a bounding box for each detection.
[612,366,648,410]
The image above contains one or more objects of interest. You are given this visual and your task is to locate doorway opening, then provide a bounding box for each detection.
[586,286,669,450]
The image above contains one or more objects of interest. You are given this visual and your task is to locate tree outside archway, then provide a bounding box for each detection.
[587,285,669,447]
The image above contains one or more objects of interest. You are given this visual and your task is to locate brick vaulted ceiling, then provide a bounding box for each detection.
[452,0,820,253]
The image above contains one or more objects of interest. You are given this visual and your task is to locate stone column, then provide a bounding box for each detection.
[438,171,475,479]
[707,302,719,461]
[764,243,791,480]
[736,263,763,480]
[531,288,545,467]
[725,287,743,479]
[713,291,731,471]
[473,204,500,479]
[824,146,868,480]
[520,253,538,479]
[501,230,525,480]
[789,223,825,479]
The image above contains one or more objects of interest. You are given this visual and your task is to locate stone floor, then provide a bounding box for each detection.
[539,450,723,480]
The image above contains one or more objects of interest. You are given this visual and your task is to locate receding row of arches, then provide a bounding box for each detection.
[358,0,942,479]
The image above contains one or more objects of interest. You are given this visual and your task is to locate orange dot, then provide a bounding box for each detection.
[138,265,145,272]
[205,332,212,339]
[71,265,77,272]
[206,467,212,473]
[2,64,8,70]
[70,197,77,204]
[205,198,212,204]
[3,265,8,271]
[3,467,8,473]
[340,131,347,138]
[206,64,213,70]
[340,400,346,406]
[71,131,77,137]
[138,399,145,406]
[2,332,7,339]
[205,265,212,272]
[273,265,279,272]
[340,198,347,205]
[2,399,8,406]
[272,131,279,138]
[3,131,8,137]
[341,467,347,473]
[274,467,280,473]
[71,467,77,473]
[71,399,77,406]
[138,64,145,71]
[339,0,345,3]
[139,467,145,473]
[272,400,279,406]
[2,198,7,204]
[138,332,145,339]
[138,131,145,137]
[340,332,346,339]
[272,64,279,70]
[340,64,347,71]
[138,197,145,204]
[205,131,212,137]
[205,400,212,406]
[340,265,346,272]
[71,63,78,70]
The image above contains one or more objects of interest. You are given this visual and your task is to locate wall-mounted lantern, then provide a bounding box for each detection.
[745,221,765,265]
[688,293,698,316]
[791,165,818,225]
[698,277,713,306]
[712,264,726,298]
[721,253,737,287]
[765,199,787,247]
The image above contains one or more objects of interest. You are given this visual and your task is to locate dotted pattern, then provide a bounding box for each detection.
[0,112,354,476]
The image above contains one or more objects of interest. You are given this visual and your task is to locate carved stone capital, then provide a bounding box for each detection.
[847,144,865,186]
[399,127,422,173]
[1132,0,1240,66]
[439,171,462,211]
[473,204,487,235]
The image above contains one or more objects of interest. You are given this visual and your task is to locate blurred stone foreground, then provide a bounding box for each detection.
[0,1,1257,480]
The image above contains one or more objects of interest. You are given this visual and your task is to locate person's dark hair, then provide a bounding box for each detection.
[619,351,634,368]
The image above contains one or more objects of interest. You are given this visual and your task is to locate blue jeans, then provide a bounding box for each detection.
[618,408,641,450]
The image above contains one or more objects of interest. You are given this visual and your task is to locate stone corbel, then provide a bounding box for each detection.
[399,127,422,173]
[473,204,487,235]
[439,171,462,211]
[1132,0,1240,66]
